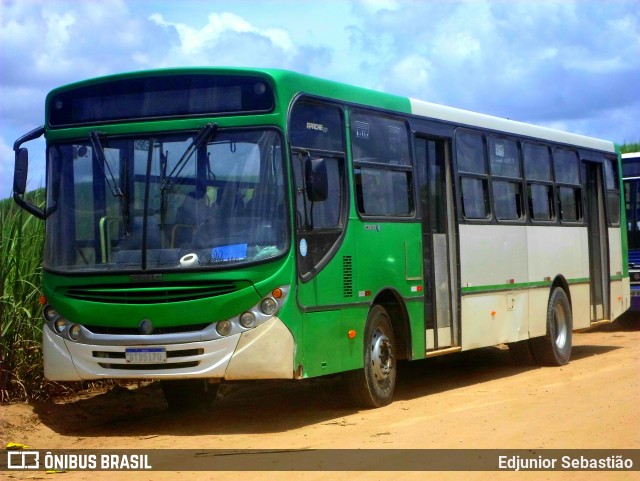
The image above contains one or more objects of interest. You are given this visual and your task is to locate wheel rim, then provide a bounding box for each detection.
[553,302,568,349]
[370,327,393,385]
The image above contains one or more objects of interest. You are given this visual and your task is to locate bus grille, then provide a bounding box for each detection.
[84,323,210,335]
[65,281,240,304]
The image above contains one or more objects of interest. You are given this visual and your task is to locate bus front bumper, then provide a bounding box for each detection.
[43,317,295,381]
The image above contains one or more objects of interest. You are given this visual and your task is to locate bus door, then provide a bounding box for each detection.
[415,137,459,353]
[584,161,610,321]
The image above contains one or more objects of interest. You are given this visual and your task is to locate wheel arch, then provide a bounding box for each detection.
[372,288,412,360]
[551,275,572,311]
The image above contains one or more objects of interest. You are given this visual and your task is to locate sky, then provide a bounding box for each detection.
[1,0,639,200]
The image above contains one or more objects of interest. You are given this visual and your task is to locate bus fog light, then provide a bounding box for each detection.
[54,318,68,333]
[260,297,278,316]
[239,312,256,328]
[216,320,232,336]
[43,305,58,322]
[68,324,81,341]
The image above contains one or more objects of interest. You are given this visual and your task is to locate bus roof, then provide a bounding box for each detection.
[410,98,615,153]
[47,67,616,154]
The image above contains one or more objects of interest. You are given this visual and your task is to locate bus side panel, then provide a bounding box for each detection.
[458,224,528,350]
[459,225,529,291]
[527,226,587,336]
[568,283,591,330]
[608,226,629,320]
[571,228,591,330]
[609,227,623,275]
[460,291,528,350]
[354,221,425,353]
[302,307,366,378]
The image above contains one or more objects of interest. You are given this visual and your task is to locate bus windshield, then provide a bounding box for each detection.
[44,128,287,272]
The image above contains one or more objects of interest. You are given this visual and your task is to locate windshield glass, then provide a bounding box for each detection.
[44,129,288,272]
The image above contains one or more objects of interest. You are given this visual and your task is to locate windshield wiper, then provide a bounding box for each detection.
[160,123,217,192]
[89,131,123,197]
[89,131,129,237]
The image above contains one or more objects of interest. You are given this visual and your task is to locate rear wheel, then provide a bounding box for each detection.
[160,379,219,410]
[530,287,572,366]
[345,305,396,408]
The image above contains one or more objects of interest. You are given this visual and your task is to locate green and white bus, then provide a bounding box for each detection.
[13,68,629,408]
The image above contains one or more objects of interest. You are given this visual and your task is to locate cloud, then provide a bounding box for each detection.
[147,11,329,71]
[354,0,401,14]
[346,0,640,140]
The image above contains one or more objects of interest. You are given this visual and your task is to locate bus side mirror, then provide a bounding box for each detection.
[14,148,28,196]
[305,157,328,202]
[12,125,46,219]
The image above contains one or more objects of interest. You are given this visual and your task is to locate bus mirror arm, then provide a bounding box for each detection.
[13,126,46,219]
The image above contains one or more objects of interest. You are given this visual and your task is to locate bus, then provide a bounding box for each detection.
[12,68,629,408]
[622,152,640,310]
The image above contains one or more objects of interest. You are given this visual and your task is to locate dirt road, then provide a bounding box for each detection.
[2,319,638,481]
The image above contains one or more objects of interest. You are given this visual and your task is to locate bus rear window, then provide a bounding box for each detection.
[48,74,274,127]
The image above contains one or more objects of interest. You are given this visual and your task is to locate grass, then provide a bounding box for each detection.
[0,190,47,402]
[0,192,113,403]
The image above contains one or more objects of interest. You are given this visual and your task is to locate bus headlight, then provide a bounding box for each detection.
[216,320,232,337]
[54,318,68,333]
[239,312,256,328]
[260,297,278,316]
[68,324,81,341]
[43,305,58,322]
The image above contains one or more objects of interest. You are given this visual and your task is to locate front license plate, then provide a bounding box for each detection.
[125,348,167,363]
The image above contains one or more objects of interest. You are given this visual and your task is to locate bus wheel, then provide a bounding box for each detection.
[530,287,572,366]
[346,305,396,408]
[160,379,219,410]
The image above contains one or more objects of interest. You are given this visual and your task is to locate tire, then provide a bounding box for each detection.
[530,287,572,366]
[160,379,219,410]
[345,305,397,408]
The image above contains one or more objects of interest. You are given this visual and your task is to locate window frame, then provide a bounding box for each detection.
[604,155,621,227]
[552,147,583,225]
[455,129,491,221]
[289,97,349,282]
[523,142,557,224]
[487,135,525,223]
[350,109,415,220]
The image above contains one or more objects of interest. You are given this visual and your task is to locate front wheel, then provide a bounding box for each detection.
[530,287,572,366]
[345,305,397,408]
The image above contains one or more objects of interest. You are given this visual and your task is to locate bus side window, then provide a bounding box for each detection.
[524,143,555,221]
[289,99,347,279]
[553,148,582,223]
[604,156,620,226]
[553,148,583,222]
[456,130,490,220]
[350,111,413,217]
[489,137,523,221]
